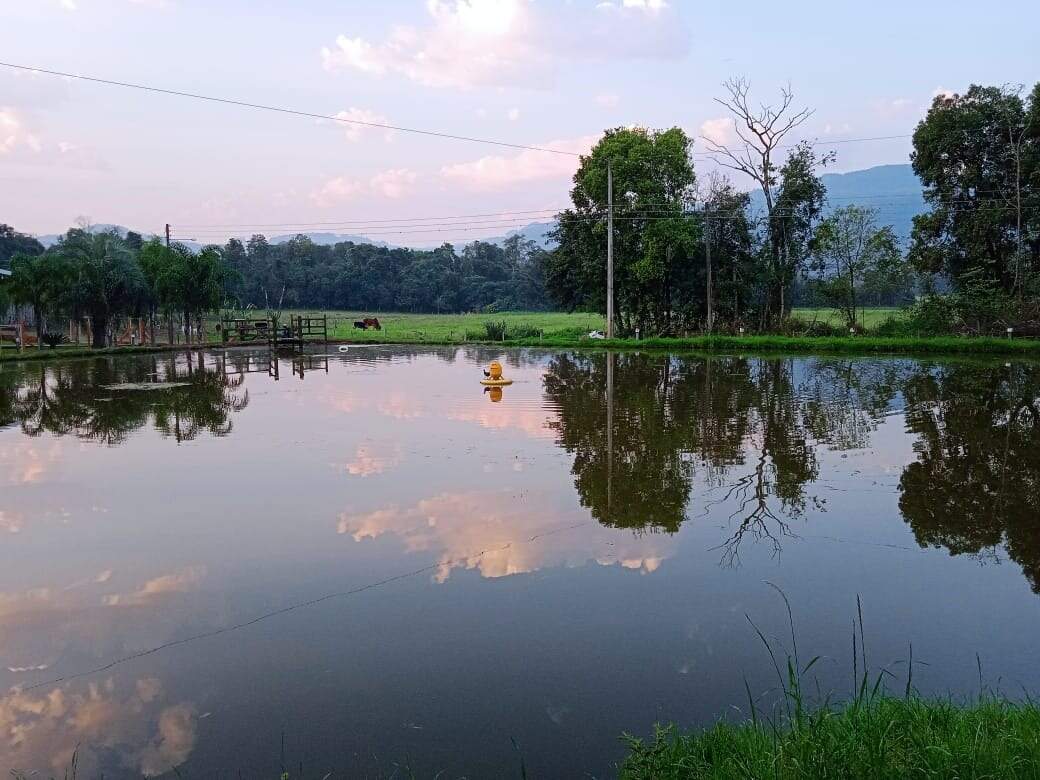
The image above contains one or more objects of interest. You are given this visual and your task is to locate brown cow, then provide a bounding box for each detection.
[362,317,382,331]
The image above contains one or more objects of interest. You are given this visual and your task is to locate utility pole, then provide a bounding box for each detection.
[705,210,714,331]
[165,223,171,249]
[606,160,614,339]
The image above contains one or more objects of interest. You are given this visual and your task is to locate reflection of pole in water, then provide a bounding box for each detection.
[607,349,614,522]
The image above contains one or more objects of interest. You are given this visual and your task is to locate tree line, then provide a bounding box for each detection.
[547,79,1040,335]
[3,79,1036,339]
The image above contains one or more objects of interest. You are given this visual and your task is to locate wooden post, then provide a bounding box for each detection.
[17,322,24,352]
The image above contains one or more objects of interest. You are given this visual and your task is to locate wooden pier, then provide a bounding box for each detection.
[220,315,328,351]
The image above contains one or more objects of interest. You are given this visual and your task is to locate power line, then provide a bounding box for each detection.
[0,61,582,157]
[176,207,567,229]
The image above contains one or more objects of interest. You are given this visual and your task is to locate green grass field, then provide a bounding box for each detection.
[620,697,1040,779]
[306,310,607,342]
[791,307,906,328]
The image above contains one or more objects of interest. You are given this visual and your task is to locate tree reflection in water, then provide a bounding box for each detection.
[544,352,914,565]
[0,352,248,444]
[899,362,1040,592]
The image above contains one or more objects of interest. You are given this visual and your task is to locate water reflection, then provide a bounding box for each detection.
[900,362,1040,591]
[543,353,904,542]
[0,352,248,444]
[4,347,1040,777]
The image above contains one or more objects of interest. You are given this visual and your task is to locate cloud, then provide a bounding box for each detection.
[369,168,418,199]
[595,93,620,108]
[338,442,403,477]
[321,0,689,89]
[439,134,594,192]
[332,107,395,143]
[0,107,43,155]
[699,116,736,147]
[102,566,205,607]
[310,176,364,207]
[507,107,520,121]
[0,679,196,776]
[310,168,419,207]
[0,107,107,169]
[338,490,674,582]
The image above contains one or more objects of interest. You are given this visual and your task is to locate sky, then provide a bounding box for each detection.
[1,0,1038,246]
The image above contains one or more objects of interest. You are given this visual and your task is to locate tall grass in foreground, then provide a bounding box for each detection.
[621,590,1040,779]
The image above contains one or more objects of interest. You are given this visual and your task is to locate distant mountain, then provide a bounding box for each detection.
[749,163,925,243]
[29,166,925,256]
[269,232,389,248]
[35,223,157,249]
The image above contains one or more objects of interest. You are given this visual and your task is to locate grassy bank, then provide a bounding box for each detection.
[5,309,1040,361]
[620,697,1040,778]
[0,343,196,364]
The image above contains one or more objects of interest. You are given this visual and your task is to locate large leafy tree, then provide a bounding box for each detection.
[60,229,146,348]
[0,224,44,267]
[809,205,905,327]
[910,83,1040,294]
[548,126,699,335]
[156,245,228,343]
[7,252,69,348]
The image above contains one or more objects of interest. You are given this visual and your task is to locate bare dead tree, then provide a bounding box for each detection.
[701,78,814,320]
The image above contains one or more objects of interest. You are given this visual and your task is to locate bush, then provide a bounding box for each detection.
[41,332,68,349]
[483,320,508,340]
[507,324,543,339]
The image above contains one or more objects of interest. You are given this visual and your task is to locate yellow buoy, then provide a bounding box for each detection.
[480,360,513,386]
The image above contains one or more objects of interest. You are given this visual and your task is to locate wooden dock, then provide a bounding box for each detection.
[220,315,328,351]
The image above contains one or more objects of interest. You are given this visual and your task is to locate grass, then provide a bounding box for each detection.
[620,698,1040,779]
[315,310,605,342]
[792,307,907,329]
[621,589,1040,778]
[5,309,1040,363]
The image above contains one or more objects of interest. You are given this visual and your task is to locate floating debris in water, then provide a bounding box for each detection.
[102,382,190,391]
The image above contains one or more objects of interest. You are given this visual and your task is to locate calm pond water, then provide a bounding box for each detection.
[2,346,1040,777]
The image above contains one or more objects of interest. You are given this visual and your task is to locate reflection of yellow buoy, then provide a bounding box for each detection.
[480,360,513,386]
[486,386,503,402]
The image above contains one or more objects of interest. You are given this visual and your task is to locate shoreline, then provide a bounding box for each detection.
[3,333,1040,364]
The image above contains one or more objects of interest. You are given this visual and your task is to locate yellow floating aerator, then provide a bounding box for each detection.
[480,360,513,386]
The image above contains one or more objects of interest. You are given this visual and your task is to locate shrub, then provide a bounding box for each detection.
[483,320,508,340]
[41,332,68,349]
[507,324,543,339]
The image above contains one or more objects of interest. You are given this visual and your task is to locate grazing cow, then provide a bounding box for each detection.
[353,320,367,330]
[363,317,382,331]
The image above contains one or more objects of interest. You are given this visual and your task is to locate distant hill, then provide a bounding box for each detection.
[29,165,925,255]
[35,223,156,249]
[749,163,925,243]
[270,232,389,248]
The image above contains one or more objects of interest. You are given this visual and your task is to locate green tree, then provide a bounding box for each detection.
[59,229,146,348]
[7,252,68,349]
[910,83,1040,294]
[810,206,905,327]
[0,224,44,266]
[548,126,699,335]
[156,245,228,344]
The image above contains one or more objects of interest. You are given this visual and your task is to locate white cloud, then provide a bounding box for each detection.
[333,107,395,143]
[0,107,42,156]
[311,168,419,206]
[321,0,688,89]
[440,134,594,192]
[310,176,364,207]
[595,93,620,108]
[507,107,520,121]
[102,566,205,607]
[370,168,418,199]
[699,116,736,147]
[932,86,957,100]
